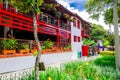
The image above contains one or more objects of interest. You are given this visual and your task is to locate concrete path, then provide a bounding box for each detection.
[0,51,99,74]
[0,52,72,73]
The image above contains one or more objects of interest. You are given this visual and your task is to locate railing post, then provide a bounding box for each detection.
[0,2,2,9]
[57,18,60,48]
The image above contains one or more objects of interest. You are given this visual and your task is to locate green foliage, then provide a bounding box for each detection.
[33,51,38,56]
[100,51,115,56]
[83,38,96,46]
[1,39,17,50]
[90,23,107,40]
[63,59,118,80]
[85,0,120,24]
[8,0,44,14]
[94,55,115,68]
[105,33,114,46]
[55,11,61,18]
[103,39,110,47]
[66,44,71,49]
[39,68,70,80]
[42,39,53,49]
[19,43,29,50]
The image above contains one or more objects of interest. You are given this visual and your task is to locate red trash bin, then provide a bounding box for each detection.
[82,45,89,56]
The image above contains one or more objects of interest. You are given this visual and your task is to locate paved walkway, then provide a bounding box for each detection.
[0,52,73,74]
[0,52,99,74]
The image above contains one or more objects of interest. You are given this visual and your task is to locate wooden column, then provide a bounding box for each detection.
[57,18,60,48]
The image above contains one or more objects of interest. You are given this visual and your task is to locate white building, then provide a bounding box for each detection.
[71,17,82,60]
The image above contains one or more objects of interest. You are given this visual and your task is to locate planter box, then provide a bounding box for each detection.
[2,50,16,55]
[19,50,29,54]
[31,49,37,53]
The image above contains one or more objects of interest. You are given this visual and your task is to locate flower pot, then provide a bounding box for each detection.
[2,50,16,55]
[19,50,29,54]
[31,49,37,53]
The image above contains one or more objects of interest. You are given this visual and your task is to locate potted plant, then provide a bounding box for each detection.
[55,11,61,18]
[41,39,53,53]
[18,43,30,54]
[1,39,17,55]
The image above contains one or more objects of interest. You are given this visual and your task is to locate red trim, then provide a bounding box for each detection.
[78,36,80,42]
[77,20,80,29]
[81,23,90,38]
[57,18,60,48]
[74,20,76,27]
[74,36,77,42]
[0,5,71,38]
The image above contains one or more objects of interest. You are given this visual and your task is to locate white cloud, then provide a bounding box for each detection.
[56,0,113,31]
[58,0,86,4]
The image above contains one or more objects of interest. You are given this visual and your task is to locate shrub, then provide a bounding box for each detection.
[94,55,115,68]
[19,43,29,50]
[100,51,115,55]
[1,39,17,50]
[42,39,53,49]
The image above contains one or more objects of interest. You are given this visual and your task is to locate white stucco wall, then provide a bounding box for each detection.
[71,20,82,60]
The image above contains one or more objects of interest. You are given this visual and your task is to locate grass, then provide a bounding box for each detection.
[94,55,115,68]
[38,55,120,80]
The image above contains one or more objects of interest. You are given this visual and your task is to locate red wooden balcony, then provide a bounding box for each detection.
[81,26,90,38]
[0,3,71,36]
[81,30,90,38]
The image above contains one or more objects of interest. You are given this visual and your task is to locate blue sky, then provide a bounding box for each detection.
[69,0,87,11]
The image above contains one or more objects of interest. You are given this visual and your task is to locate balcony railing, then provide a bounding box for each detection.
[60,20,71,31]
[81,30,90,38]
[39,12,58,27]
[1,3,71,32]
[39,12,71,31]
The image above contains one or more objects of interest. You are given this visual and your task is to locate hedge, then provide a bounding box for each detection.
[100,51,115,56]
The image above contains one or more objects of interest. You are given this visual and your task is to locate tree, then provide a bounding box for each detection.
[85,0,120,24]
[85,0,120,70]
[8,0,44,80]
[106,33,114,46]
[83,38,96,46]
[90,23,107,41]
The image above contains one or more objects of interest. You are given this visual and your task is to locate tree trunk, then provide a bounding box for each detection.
[5,0,8,9]
[113,0,120,70]
[33,11,42,80]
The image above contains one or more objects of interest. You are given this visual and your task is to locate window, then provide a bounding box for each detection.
[74,36,77,42]
[74,20,76,27]
[78,37,80,42]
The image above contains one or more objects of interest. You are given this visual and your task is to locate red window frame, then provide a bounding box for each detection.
[74,36,77,42]
[77,20,80,29]
[74,20,76,27]
[78,37,80,42]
